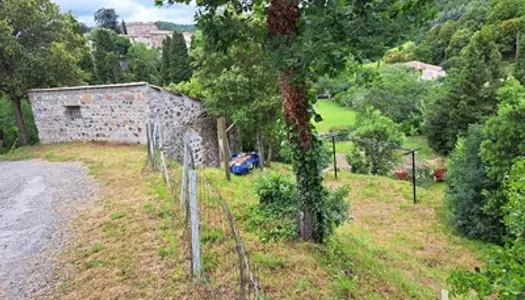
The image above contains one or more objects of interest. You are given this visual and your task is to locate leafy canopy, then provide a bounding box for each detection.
[0,0,90,98]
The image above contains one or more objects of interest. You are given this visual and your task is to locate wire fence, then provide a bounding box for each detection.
[146,121,263,299]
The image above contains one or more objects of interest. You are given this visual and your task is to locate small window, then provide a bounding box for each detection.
[65,106,82,120]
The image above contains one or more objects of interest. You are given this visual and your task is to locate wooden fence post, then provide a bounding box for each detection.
[189,170,200,277]
[181,144,189,210]
[218,117,231,181]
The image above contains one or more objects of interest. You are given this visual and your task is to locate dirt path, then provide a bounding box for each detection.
[0,160,96,299]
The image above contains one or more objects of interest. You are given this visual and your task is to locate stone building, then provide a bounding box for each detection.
[28,82,219,167]
[125,22,193,48]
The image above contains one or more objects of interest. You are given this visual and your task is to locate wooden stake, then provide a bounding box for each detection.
[218,117,231,181]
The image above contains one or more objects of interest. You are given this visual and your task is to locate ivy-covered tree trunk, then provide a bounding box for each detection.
[11,96,29,145]
[268,0,326,242]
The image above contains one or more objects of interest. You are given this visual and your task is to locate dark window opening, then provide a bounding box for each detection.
[65,106,82,120]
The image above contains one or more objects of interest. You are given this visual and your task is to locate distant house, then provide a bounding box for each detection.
[124,22,193,48]
[405,61,447,81]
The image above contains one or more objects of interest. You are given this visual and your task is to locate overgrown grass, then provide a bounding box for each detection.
[1,143,483,298]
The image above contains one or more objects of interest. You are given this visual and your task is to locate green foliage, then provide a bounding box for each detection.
[383,42,416,64]
[104,52,123,83]
[248,170,350,242]
[125,44,160,84]
[160,31,192,85]
[154,21,196,33]
[0,98,38,151]
[481,79,525,183]
[446,125,503,243]
[351,108,405,175]
[346,143,370,174]
[0,0,90,145]
[356,64,433,135]
[426,26,503,154]
[253,171,297,209]
[449,159,525,299]
[156,0,433,243]
[514,36,525,85]
[94,8,120,33]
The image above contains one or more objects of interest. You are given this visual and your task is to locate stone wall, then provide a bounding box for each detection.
[28,83,219,167]
[29,83,149,144]
[147,87,219,167]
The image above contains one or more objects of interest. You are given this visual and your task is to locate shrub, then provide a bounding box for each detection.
[248,171,350,242]
[253,171,297,209]
[324,185,351,229]
[346,144,370,174]
[351,108,405,175]
[446,125,503,243]
[449,158,525,298]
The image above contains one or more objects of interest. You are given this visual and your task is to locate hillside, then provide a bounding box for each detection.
[154,21,196,32]
[2,143,486,298]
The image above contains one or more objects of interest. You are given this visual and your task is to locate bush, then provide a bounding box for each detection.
[449,158,525,298]
[248,171,350,242]
[446,125,503,243]
[345,143,370,174]
[253,171,297,209]
[351,108,405,175]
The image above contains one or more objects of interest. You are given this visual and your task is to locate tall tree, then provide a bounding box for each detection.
[427,26,503,154]
[160,32,192,85]
[92,28,117,83]
[126,43,161,84]
[169,31,192,84]
[94,8,120,33]
[156,0,432,242]
[159,36,172,85]
[0,0,89,145]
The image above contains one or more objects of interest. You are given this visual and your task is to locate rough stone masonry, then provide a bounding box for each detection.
[28,82,219,167]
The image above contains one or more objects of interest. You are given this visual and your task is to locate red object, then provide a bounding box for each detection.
[433,168,446,182]
[395,170,410,181]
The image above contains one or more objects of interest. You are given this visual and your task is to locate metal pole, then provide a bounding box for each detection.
[332,136,338,179]
[412,150,417,204]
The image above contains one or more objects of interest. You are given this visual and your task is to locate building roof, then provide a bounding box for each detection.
[27,82,202,102]
[27,82,149,93]
[405,61,443,72]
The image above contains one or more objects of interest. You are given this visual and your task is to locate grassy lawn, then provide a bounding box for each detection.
[314,100,357,133]
[316,100,442,166]
[2,143,478,298]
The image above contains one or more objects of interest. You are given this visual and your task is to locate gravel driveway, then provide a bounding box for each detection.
[0,160,96,299]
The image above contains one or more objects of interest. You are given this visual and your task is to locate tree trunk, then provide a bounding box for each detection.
[266,137,273,166]
[517,32,521,60]
[255,128,265,168]
[11,96,29,146]
[268,0,324,242]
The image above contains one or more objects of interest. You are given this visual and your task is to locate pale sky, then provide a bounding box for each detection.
[53,0,198,26]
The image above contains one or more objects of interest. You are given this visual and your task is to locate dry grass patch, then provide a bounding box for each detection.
[2,143,186,299]
[2,144,488,299]
[327,172,488,298]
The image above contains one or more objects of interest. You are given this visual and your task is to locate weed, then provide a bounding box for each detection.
[252,252,285,270]
[84,259,105,269]
[200,228,225,244]
[202,252,219,273]
[110,211,126,220]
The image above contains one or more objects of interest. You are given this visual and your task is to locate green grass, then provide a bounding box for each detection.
[314,100,357,133]
[316,101,442,166]
[3,143,475,299]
